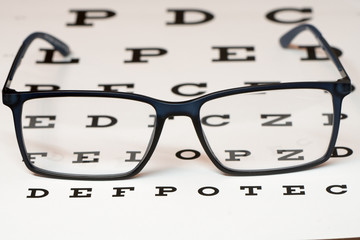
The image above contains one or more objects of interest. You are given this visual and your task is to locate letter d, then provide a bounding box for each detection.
[167,9,214,25]
[27,188,49,198]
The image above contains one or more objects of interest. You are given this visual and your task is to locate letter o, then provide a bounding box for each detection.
[175,149,201,160]
[198,186,219,196]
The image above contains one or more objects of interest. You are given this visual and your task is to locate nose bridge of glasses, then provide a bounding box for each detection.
[156,101,201,120]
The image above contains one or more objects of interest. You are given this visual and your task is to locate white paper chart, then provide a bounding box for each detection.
[0,1,359,239]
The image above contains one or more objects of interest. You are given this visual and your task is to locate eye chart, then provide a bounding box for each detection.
[0,0,359,239]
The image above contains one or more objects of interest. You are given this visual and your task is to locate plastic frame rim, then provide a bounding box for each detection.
[4,80,349,180]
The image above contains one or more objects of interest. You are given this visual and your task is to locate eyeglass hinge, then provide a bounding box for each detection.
[2,88,20,107]
[335,77,352,96]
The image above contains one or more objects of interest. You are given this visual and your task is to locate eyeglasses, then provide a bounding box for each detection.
[2,24,351,180]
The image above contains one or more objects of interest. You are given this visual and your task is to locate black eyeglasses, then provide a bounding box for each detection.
[2,24,352,180]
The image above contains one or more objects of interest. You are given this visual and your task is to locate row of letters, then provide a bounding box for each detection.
[23,113,346,129]
[35,45,342,65]
[27,146,353,164]
[26,184,349,199]
[65,8,314,26]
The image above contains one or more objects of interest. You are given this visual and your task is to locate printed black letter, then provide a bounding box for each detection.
[261,114,292,127]
[171,83,207,96]
[27,152,47,164]
[73,151,100,163]
[225,150,251,161]
[155,186,177,196]
[326,185,347,195]
[67,9,116,27]
[27,188,49,198]
[23,116,56,129]
[277,149,304,161]
[98,83,134,92]
[240,186,262,196]
[198,186,219,196]
[283,185,305,195]
[175,149,201,160]
[113,187,135,197]
[212,46,255,62]
[26,84,60,92]
[125,151,142,162]
[201,114,230,127]
[36,49,79,64]
[125,48,167,63]
[298,45,342,61]
[86,115,118,128]
[331,146,353,158]
[69,188,92,198]
[167,9,214,25]
[266,8,312,24]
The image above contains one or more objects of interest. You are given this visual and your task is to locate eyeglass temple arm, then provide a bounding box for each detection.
[3,32,70,90]
[3,27,350,90]
[280,24,350,81]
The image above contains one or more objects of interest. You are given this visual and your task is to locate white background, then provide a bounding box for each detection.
[0,1,359,239]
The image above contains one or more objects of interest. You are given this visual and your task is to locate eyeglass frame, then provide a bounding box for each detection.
[2,24,352,180]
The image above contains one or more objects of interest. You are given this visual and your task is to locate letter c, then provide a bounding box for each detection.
[171,83,207,96]
[326,185,347,195]
[266,8,312,24]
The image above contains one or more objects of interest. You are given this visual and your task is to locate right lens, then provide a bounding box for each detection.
[200,89,334,171]
[21,96,156,176]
